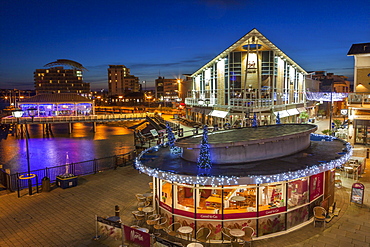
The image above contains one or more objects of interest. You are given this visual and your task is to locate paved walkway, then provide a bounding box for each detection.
[0,118,369,246]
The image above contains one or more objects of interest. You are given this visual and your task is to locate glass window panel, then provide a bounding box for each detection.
[287,178,309,209]
[258,183,286,212]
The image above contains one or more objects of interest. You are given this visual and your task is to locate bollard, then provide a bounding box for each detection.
[115,205,120,217]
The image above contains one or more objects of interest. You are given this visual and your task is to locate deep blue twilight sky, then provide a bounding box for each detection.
[0,0,369,90]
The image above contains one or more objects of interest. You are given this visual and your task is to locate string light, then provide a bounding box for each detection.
[134,134,352,186]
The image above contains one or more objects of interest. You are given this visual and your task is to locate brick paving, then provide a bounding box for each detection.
[0,117,369,246]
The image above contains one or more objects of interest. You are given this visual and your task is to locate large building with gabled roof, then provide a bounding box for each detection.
[185,28,310,127]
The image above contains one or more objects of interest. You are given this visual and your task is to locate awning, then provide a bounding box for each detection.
[209,110,229,118]
[297,107,306,113]
[286,108,300,116]
[273,110,289,118]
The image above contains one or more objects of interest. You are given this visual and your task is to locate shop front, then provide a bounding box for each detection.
[135,125,351,242]
[153,170,332,240]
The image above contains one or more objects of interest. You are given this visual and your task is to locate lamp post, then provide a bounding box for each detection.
[12,109,34,196]
[28,108,37,122]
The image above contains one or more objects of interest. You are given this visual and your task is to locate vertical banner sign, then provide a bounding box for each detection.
[123,225,151,247]
[350,183,365,205]
[309,172,324,201]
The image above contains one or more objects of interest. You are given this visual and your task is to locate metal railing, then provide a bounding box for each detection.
[0,151,136,196]
[0,113,155,124]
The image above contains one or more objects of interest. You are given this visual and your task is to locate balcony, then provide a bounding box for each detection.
[185,88,304,111]
[348,93,370,108]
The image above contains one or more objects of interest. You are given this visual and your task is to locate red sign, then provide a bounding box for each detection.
[123,225,151,247]
[196,213,222,219]
[223,211,257,219]
[258,206,286,217]
[309,172,323,201]
[173,208,195,218]
[350,182,365,205]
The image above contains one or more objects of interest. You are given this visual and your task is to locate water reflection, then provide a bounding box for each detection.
[0,123,134,173]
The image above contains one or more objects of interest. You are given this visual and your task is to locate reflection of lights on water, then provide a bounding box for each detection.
[0,123,136,173]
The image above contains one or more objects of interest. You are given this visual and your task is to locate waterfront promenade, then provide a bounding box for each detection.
[0,118,369,246]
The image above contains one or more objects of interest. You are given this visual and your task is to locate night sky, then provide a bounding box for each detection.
[1,0,369,90]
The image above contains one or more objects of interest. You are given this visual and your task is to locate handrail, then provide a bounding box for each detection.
[0,113,155,124]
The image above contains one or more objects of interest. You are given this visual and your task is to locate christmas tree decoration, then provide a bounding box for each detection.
[276,112,281,124]
[197,125,212,169]
[252,113,258,127]
[166,122,176,149]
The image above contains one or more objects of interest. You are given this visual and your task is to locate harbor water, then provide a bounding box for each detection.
[0,122,135,173]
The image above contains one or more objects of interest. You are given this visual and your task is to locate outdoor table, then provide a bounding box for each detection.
[229,228,245,239]
[137,227,149,233]
[142,206,155,218]
[178,226,193,240]
[187,243,203,247]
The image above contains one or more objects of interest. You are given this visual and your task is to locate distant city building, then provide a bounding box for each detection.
[108,65,140,96]
[155,77,181,103]
[309,71,350,93]
[347,42,370,144]
[34,59,90,96]
[186,28,311,126]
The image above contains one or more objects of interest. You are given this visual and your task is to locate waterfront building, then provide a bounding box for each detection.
[17,93,94,117]
[186,28,312,127]
[347,42,370,144]
[34,59,90,96]
[108,65,140,96]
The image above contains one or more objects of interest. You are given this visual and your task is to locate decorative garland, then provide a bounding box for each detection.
[134,134,352,186]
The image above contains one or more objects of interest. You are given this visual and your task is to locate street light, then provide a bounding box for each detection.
[28,108,37,122]
[12,109,34,196]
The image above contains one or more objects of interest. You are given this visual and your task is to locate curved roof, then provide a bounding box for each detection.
[19,93,92,104]
[135,133,352,186]
[44,59,87,71]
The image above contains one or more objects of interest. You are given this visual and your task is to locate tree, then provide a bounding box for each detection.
[166,122,176,148]
[197,125,212,169]
[299,112,309,123]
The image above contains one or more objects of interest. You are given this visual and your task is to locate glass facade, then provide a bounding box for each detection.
[155,172,326,241]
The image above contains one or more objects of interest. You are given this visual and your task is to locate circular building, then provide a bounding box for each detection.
[135,124,351,242]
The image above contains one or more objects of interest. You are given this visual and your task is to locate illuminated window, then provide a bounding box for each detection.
[46,70,49,73]
[57,90,60,93]
[49,80,52,83]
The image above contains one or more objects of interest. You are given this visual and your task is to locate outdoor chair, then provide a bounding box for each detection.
[164,222,182,238]
[146,214,160,232]
[313,206,327,228]
[241,226,254,246]
[153,217,168,236]
[195,227,211,243]
[132,210,145,226]
[137,200,150,211]
[136,193,146,202]
[221,227,234,243]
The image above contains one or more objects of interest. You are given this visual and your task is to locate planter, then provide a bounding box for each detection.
[56,176,78,189]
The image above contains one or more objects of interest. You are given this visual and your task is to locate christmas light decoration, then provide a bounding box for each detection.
[252,113,258,127]
[305,92,348,102]
[197,125,212,169]
[134,134,352,186]
[276,112,281,124]
[166,122,176,150]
